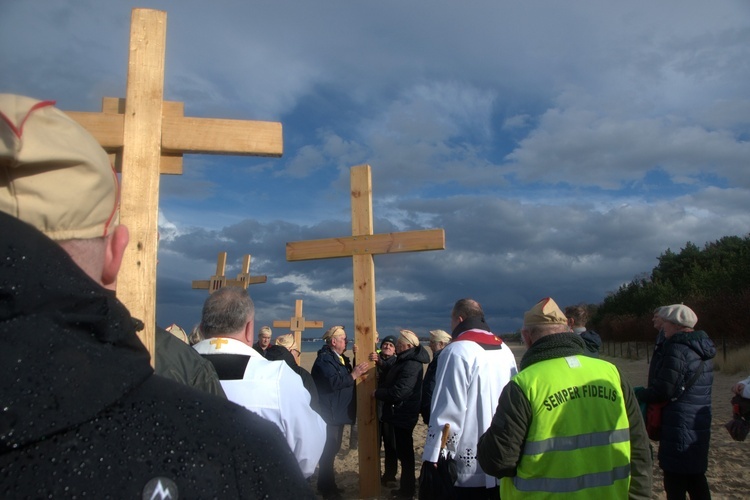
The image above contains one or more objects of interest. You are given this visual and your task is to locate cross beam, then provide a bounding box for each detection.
[192,252,267,293]
[62,9,282,366]
[272,299,323,364]
[285,164,445,497]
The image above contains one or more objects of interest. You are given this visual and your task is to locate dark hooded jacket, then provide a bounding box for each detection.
[637,329,716,474]
[580,329,602,358]
[0,213,314,499]
[374,344,430,429]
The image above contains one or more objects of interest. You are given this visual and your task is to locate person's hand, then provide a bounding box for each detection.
[368,352,380,363]
[352,361,370,379]
[732,383,746,395]
[352,344,359,354]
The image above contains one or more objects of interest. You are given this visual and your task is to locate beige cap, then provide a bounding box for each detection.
[323,325,346,340]
[429,329,451,343]
[658,304,698,328]
[523,297,568,326]
[275,333,297,351]
[399,329,420,347]
[0,94,119,240]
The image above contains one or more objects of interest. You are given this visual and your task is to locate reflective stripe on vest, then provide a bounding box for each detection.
[501,355,631,499]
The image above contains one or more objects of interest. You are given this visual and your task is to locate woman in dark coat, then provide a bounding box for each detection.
[636,304,716,500]
[373,330,430,499]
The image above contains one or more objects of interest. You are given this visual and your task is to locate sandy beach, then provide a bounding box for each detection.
[300,346,749,500]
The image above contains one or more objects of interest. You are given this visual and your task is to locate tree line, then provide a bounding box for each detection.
[588,234,750,343]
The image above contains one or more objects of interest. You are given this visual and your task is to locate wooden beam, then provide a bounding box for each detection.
[286,229,445,261]
[116,8,167,365]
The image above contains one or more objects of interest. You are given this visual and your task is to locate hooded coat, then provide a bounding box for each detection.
[0,213,314,499]
[637,329,716,474]
[375,344,431,429]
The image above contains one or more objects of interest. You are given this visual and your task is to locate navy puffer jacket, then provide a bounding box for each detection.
[641,330,716,473]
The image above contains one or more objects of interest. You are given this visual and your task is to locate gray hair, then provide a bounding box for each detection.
[200,287,254,338]
[523,322,571,342]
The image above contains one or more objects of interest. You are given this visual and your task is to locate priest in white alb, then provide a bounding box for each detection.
[193,286,326,478]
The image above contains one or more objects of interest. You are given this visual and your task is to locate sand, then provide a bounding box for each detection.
[300,346,750,499]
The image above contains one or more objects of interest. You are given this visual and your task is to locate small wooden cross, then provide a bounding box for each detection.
[272,299,323,364]
[63,9,282,365]
[209,338,229,349]
[192,252,267,293]
[285,164,445,497]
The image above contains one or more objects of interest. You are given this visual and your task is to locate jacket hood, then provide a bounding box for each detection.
[667,330,716,361]
[396,344,430,364]
[0,213,152,451]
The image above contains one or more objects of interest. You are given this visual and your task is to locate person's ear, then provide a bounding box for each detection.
[521,329,532,349]
[102,225,129,286]
[567,317,575,328]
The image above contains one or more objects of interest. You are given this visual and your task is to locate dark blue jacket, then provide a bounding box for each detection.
[640,330,715,473]
[311,345,356,425]
[375,345,430,429]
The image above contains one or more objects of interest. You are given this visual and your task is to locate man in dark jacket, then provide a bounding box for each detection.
[311,326,369,499]
[374,329,430,499]
[635,304,715,499]
[0,94,314,498]
[369,335,399,486]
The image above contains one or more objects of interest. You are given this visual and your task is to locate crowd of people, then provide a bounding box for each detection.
[0,94,733,499]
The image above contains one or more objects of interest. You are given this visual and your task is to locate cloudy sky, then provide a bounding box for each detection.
[2,1,749,338]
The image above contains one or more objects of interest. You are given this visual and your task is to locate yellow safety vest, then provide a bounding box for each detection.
[500,355,631,499]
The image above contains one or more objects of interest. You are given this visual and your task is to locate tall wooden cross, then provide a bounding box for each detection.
[286,164,445,497]
[65,9,282,365]
[272,299,323,363]
[192,252,267,293]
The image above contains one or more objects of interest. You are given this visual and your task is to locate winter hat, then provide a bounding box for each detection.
[380,335,397,348]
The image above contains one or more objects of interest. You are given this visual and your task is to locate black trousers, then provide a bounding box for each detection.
[663,470,711,500]
[454,486,500,500]
[317,424,344,492]
[393,425,416,495]
[381,420,398,480]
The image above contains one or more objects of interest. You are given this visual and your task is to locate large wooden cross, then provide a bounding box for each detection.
[272,299,323,363]
[65,9,282,365]
[286,164,445,497]
[192,252,267,293]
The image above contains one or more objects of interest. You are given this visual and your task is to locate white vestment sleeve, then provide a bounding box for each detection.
[277,364,326,478]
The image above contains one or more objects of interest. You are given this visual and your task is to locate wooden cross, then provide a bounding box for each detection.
[286,164,445,497]
[272,299,323,364]
[209,338,229,349]
[192,252,267,293]
[64,9,282,366]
